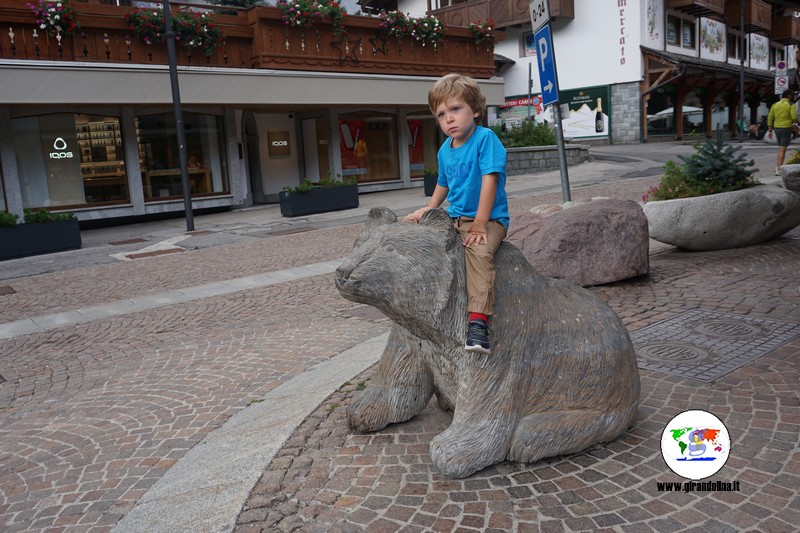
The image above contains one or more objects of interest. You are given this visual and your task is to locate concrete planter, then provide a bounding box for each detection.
[0,219,82,261]
[643,184,800,251]
[279,184,359,217]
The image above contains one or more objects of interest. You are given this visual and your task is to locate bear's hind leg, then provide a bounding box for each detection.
[508,407,636,464]
[348,325,435,432]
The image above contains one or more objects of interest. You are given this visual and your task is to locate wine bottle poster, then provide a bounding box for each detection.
[558,86,610,140]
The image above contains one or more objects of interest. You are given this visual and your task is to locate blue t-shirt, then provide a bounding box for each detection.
[437,125,509,228]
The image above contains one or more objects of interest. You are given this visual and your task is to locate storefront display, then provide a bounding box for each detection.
[11,113,129,208]
[339,112,399,183]
[136,112,230,201]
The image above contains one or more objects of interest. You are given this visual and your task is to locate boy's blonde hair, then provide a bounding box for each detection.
[428,73,486,123]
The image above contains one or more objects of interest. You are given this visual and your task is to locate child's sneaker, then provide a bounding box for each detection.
[465,319,491,354]
[775,168,781,176]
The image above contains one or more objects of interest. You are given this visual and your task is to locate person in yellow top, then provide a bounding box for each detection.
[767,89,798,176]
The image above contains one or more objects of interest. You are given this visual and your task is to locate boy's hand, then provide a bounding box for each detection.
[404,207,432,223]
[464,222,488,247]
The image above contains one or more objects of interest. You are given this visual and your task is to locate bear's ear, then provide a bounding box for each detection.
[419,208,459,251]
[353,207,397,247]
[365,207,397,230]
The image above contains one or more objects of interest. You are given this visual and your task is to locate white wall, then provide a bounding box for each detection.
[550,0,641,90]
[495,27,539,97]
[256,113,300,196]
[498,0,642,99]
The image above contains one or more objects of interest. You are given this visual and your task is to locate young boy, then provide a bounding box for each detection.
[406,73,509,354]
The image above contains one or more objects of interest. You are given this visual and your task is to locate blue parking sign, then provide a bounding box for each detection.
[534,25,559,107]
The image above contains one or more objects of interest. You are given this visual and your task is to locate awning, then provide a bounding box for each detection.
[642,46,774,96]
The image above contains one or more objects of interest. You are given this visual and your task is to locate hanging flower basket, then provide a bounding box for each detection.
[27,0,80,38]
[469,18,496,50]
[379,11,445,49]
[277,0,349,37]
[410,15,445,49]
[125,8,223,57]
[378,10,410,39]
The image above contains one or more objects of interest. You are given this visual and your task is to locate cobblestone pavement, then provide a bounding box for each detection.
[235,229,800,533]
[1,146,799,532]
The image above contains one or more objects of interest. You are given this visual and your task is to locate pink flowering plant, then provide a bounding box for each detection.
[378,10,410,39]
[28,0,80,37]
[380,11,446,48]
[277,0,324,30]
[469,18,496,47]
[126,8,223,57]
[410,15,445,48]
[276,0,348,36]
[318,0,348,37]
[125,8,165,45]
[172,12,223,57]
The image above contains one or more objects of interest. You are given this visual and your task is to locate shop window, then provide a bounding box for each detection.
[339,111,400,184]
[137,112,229,201]
[11,113,129,209]
[77,115,129,204]
[407,115,440,177]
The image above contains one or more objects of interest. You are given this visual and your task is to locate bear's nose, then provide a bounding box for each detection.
[334,263,353,290]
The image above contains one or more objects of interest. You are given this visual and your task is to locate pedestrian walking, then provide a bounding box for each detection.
[767,89,798,175]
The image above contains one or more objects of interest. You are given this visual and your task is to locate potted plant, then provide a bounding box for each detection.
[379,11,445,49]
[0,208,81,261]
[28,0,80,38]
[642,132,800,251]
[423,168,438,196]
[126,8,223,57]
[279,176,359,217]
[469,18,496,51]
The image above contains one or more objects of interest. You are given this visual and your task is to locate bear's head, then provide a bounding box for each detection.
[335,207,465,325]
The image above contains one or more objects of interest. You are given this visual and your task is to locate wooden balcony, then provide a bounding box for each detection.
[667,0,725,20]
[0,1,496,79]
[725,0,770,34]
[771,14,800,45]
[428,0,574,30]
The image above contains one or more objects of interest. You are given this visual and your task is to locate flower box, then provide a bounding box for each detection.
[0,219,82,261]
[279,183,359,217]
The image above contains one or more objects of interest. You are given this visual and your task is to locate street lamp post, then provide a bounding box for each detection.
[163,0,194,231]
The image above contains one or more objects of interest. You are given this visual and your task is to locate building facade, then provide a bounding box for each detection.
[424,0,799,144]
[0,1,503,223]
[4,0,799,224]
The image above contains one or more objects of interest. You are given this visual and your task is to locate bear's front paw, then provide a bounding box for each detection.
[347,390,394,432]
[429,425,508,478]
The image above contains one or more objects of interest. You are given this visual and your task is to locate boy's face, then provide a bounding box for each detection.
[434,96,480,147]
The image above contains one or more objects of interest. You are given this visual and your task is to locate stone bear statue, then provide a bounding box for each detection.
[334,207,640,478]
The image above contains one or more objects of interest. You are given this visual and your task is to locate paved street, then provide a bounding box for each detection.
[1,142,798,532]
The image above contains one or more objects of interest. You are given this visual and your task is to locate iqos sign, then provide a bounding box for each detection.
[49,137,74,159]
[271,140,288,147]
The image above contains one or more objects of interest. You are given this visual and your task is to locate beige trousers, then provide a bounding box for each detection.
[453,217,507,316]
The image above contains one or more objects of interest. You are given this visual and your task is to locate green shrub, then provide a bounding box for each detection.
[283,176,357,193]
[490,120,557,148]
[643,134,758,202]
[0,211,18,227]
[22,208,76,224]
